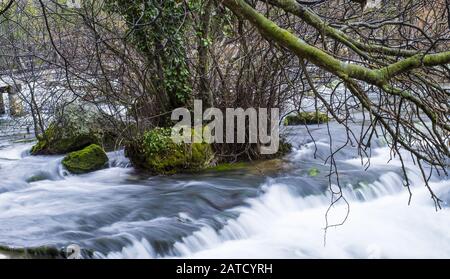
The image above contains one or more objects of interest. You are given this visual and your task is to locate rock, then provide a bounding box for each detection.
[30,104,117,155]
[125,127,214,174]
[0,245,64,259]
[284,111,329,126]
[246,159,288,175]
[0,244,93,259]
[207,162,249,172]
[26,172,51,183]
[207,159,293,177]
[31,123,99,155]
[125,126,292,175]
[62,144,109,174]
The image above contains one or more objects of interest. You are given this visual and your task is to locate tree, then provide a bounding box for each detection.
[104,0,192,121]
[221,0,449,207]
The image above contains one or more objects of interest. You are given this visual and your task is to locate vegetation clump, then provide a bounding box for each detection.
[125,128,214,174]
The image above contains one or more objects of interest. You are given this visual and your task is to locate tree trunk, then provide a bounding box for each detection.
[197,0,214,107]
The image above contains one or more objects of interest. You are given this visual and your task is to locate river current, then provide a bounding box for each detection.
[0,116,449,259]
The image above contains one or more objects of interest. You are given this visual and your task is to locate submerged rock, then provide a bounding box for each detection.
[246,159,289,175]
[207,162,249,172]
[207,158,292,176]
[125,128,214,174]
[62,144,109,174]
[26,172,51,183]
[284,112,329,126]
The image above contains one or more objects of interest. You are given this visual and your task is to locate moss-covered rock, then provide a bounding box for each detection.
[207,158,291,176]
[125,128,214,174]
[0,245,64,259]
[284,111,329,126]
[207,162,249,172]
[31,104,118,155]
[62,144,109,174]
[31,123,100,155]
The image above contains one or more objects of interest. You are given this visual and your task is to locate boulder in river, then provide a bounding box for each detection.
[125,127,214,174]
[62,144,109,174]
[31,104,117,155]
[31,122,100,155]
[284,111,329,126]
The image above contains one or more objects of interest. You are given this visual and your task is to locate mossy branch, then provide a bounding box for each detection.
[222,0,450,87]
[266,0,419,58]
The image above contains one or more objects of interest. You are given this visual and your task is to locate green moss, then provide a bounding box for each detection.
[31,122,100,155]
[0,245,63,259]
[30,138,47,154]
[208,162,249,172]
[284,111,329,126]
[31,104,120,155]
[278,138,293,155]
[125,128,214,174]
[62,144,109,174]
[125,127,292,175]
[308,168,320,177]
[142,128,174,156]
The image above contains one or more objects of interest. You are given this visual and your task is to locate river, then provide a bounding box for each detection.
[0,115,449,259]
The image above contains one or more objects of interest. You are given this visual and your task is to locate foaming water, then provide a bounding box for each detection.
[98,146,450,259]
[96,171,448,259]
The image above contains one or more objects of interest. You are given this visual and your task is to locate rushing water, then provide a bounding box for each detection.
[0,117,449,259]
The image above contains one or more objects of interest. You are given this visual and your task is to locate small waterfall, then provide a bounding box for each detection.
[97,144,450,259]
[107,150,131,168]
[99,171,449,259]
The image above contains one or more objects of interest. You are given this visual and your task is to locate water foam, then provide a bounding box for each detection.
[100,146,449,259]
